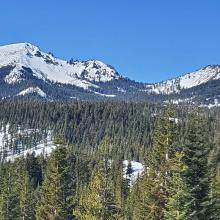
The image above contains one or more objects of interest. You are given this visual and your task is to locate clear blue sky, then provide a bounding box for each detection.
[1,0,220,82]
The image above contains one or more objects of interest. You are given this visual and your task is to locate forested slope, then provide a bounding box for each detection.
[0,100,220,219]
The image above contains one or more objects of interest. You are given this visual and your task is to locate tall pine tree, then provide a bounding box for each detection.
[131,106,189,219]
[183,107,212,219]
[36,145,74,220]
[74,140,123,219]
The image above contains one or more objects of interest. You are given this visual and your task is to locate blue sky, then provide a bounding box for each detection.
[1,0,220,82]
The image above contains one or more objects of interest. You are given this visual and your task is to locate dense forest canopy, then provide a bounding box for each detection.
[0,99,220,219]
[0,98,161,160]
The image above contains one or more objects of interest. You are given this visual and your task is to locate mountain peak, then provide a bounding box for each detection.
[148,64,220,94]
[0,42,39,54]
[0,43,121,87]
[202,64,220,71]
[1,43,220,104]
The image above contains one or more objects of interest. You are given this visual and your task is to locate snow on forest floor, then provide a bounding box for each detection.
[5,142,144,185]
[5,141,56,161]
[0,125,55,161]
[123,160,144,186]
[0,125,144,184]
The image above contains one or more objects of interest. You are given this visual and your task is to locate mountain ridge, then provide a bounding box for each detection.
[147,64,220,94]
[0,43,121,87]
[1,42,220,106]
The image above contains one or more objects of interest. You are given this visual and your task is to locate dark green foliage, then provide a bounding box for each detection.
[0,158,36,219]
[0,100,219,219]
[130,106,189,219]
[0,99,157,160]
[183,108,212,219]
[74,141,123,219]
[26,153,43,189]
[36,145,74,220]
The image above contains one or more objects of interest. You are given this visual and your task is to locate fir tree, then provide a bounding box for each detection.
[0,162,20,219]
[131,106,189,219]
[183,108,211,219]
[36,145,74,220]
[74,140,123,219]
[164,152,189,220]
[145,106,178,218]
[13,157,36,219]
[203,138,220,219]
[209,165,220,219]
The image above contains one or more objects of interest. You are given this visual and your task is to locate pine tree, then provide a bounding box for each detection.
[112,158,130,218]
[0,162,20,219]
[36,145,74,220]
[129,169,160,219]
[164,152,189,220]
[183,108,211,219]
[210,165,220,219]
[130,106,189,219]
[26,152,43,189]
[145,106,178,218]
[13,157,36,219]
[74,140,123,219]
[129,107,164,218]
[205,130,220,219]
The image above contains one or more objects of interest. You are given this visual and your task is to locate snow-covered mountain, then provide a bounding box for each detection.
[147,65,220,94]
[0,43,121,89]
[1,42,220,105]
[0,42,139,100]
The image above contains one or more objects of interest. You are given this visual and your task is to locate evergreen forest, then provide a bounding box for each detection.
[0,98,220,219]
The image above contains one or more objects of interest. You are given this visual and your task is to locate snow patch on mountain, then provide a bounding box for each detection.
[92,91,116,97]
[148,65,220,94]
[200,98,220,109]
[17,87,47,97]
[4,69,24,84]
[117,87,126,93]
[164,97,195,104]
